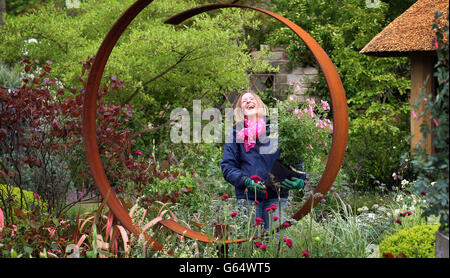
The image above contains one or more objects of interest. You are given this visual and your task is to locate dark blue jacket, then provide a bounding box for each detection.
[221,118,288,201]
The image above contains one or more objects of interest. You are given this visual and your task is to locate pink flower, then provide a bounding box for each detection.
[126,165,131,169]
[47,227,56,238]
[260,244,267,251]
[283,237,293,248]
[221,194,230,201]
[255,217,264,226]
[421,190,427,196]
[273,215,279,221]
[434,39,439,49]
[400,212,406,217]
[392,172,398,180]
[294,108,299,114]
[135,151,142,155]
[270,204,277,211]
[213,222,218,225]
[433,118,439,127]
[306,144,313,150]
[253,200,260,205]
[295,84,301,93]
[254,241,262,248]
[282,221,291,227]
[265,207,272,213]
[407,211,412,216]
[395,218,402,225]
[321,100,330,110]
[11,224,17,237]
[230,211,238,218]
[302,250,310,258]
[289,95,294,101]
[412,110,418,120]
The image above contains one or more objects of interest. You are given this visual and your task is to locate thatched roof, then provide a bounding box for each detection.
[360,0,448,57]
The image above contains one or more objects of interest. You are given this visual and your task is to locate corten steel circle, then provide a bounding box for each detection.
[82,0,348,247]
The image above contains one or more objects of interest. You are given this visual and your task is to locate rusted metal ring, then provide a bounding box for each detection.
[83,0,348,247]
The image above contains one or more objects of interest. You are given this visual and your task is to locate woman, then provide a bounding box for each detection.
[221,89,304,230]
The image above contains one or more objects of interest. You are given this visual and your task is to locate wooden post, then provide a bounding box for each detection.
[410,53,436,155]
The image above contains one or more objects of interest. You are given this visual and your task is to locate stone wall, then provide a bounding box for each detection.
[249,45,318,100]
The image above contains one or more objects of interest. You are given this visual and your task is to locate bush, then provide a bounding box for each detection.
[0,184,36,210]
[342,113,412,191]
[276,85,333,173]
[378,224,439,258]
[0,184,47,223]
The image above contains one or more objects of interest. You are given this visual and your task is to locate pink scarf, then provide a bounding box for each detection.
[237,117,266,152]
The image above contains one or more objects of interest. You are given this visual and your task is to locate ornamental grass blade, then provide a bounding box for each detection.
[115,225,130,254]
[76,234,88,249]
[93,188,111,229]
[105,210,114,242]
[0,207,4,233]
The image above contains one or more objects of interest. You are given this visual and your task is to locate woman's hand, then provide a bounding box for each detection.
[244,178,266,193]
[281,177,305,190]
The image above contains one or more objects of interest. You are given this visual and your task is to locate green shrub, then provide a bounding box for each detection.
[0,184,46,224]
[378,224,439,258]
[0,184,36,210]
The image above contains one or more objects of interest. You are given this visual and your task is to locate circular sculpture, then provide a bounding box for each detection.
[82,0,348,251]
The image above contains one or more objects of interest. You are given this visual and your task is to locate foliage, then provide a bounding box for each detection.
[0,184,47,223]
[378,224,439,258]
[0,58,158,221]
[276,83,333,173]
[342,113,412,190]
[410,10,449,234]
[0,64,21,88]
[264,0,410,116]
[0,204,75,258]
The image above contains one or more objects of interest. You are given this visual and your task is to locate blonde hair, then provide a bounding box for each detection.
[233,89,269,124]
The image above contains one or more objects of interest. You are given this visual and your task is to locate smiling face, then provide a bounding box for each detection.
[240,92,258,117]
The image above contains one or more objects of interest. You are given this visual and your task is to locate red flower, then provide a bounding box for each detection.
[283,237,293,248]
[254,241,262,248]
[255,217,264,226]
[421,190,427,195]
[260,244,267,251]
[302,250,309,258]
[221,194,230,200]
[395,218,402,225]
[230,211,238,218]
[270,204,277,211]
[382,252,395,258]
[250,175,262,183]
[282,221,291,227]
[253,200,260,205]
[273,215,279,221]
[400,212,406,217]
[406,211,412,216]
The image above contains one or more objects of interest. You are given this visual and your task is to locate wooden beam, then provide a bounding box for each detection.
[410,53,436,155]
